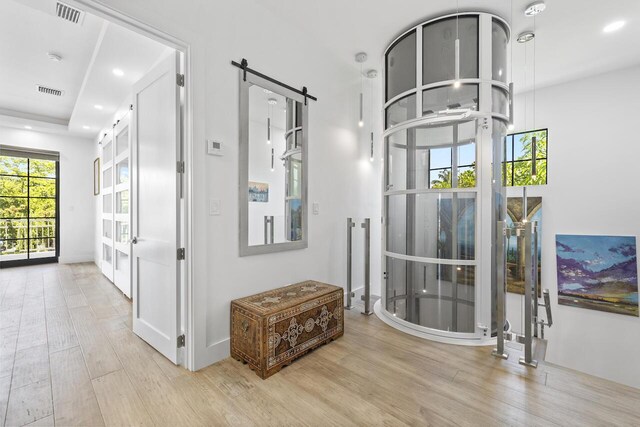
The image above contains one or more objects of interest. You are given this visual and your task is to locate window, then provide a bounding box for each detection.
[504,129,548,186]
[429,143,476,189]
[1,149,59,266]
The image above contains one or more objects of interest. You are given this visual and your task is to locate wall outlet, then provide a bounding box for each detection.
[312,202,320,215]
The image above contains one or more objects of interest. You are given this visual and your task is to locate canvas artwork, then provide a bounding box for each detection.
[556,235,639,317]
[506,197,542,295]
[248,181,269,202]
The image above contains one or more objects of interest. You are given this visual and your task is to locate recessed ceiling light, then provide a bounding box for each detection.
[603,20,625,33]
[112,68,124,77]
[82,125,91,130]
[24,125,32,130]
[524,1,546,17]
[517,32,535,43]
[94,104,103,110]
[47,52,62,62]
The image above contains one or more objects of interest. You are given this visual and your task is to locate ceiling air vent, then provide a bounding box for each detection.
[55,1,84,24]
[37,85,64,97]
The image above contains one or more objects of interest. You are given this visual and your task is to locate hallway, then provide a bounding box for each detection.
[1,263,640,426]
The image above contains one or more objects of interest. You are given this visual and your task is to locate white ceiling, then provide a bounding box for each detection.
[257,0,640,93]
[0,0,103,123]
[2,0,638,136]
[67,23,171,135]
[0,0,170,137]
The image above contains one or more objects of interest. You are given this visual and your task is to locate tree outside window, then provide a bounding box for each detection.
[504,129,547,186]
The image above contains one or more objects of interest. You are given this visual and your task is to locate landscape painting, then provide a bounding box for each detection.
[556,235,638,317]
[248,181,269,203]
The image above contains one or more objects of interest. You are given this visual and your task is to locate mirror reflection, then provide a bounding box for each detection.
[246,84,304,248]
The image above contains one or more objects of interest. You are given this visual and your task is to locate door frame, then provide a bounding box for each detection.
[70,0,194,370]
[0,149,60,268]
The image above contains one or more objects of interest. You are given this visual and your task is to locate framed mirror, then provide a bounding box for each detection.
[239,72,308,256]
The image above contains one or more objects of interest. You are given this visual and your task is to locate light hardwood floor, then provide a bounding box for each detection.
[1,263,639,426]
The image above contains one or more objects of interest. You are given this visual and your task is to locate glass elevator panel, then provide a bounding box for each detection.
[422,16,478,84]
[386,31,417,101]
[385,120,479,332]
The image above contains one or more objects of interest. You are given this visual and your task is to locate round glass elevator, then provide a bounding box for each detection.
[374,12,510,345]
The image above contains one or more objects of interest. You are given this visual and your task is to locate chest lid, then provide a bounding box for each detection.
[233,281,342,315]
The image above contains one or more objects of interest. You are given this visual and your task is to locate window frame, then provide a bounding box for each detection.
[0,155,60,267]
[428,140,477,189]
[503,128,548,187]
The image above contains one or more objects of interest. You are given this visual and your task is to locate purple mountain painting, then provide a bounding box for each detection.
[556,235,638,317]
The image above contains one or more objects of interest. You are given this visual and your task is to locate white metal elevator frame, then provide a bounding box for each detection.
[374,12,511,346]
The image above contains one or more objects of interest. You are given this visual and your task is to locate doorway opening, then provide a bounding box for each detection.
[0,0,192,368]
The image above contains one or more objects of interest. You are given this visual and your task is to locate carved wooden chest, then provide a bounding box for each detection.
[231,281,344,379]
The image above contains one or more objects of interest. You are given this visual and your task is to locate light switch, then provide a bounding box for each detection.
[312,202,320,215]
[209,199,221,216]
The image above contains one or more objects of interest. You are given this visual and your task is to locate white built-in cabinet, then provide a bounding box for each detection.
[101,113,131,297]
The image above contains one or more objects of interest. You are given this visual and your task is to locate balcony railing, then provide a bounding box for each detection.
[0,221,56,259]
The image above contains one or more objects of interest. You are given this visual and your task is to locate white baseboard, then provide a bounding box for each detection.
[195,338,230,371]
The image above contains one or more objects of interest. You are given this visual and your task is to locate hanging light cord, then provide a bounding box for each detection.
[510,0,514,80]
[533,15,536,129]
[456,0,459,39]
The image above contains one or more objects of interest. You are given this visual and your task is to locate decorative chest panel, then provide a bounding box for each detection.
[231,281,344,379]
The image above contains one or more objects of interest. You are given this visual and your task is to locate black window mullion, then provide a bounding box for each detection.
[27,158,31,259]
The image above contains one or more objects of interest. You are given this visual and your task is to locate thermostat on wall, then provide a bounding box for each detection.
[207,139,223,156]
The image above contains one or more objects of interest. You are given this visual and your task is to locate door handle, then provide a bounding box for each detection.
[131,236,138,244]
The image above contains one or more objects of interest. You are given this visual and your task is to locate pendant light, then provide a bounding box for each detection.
[270,147,274,172]
[355,52,367,127]
[366,69,377,162]
[453,0,461,89]
[370,132,374,162]
[531,12,537,179]
[267,98,277,144]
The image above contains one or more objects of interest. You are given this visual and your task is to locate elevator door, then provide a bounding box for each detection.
[384,119,480,335]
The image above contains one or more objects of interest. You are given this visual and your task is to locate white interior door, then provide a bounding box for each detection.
[131,51,182,363]
[113,115,131,297]
[100,132,115,282]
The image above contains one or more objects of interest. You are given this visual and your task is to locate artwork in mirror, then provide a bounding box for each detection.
[239,73,308,256]
[249,181,269,203]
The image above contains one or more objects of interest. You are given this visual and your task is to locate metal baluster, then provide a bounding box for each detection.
[269,216,274,244]
[361,218,372,315]
[492,220,509,359]
[346,218,356,309]
[520,220,538,368]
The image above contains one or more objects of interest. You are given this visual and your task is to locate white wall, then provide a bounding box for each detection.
[508,65,640,389]
[0,127,95,264]
[92,0,382,369]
